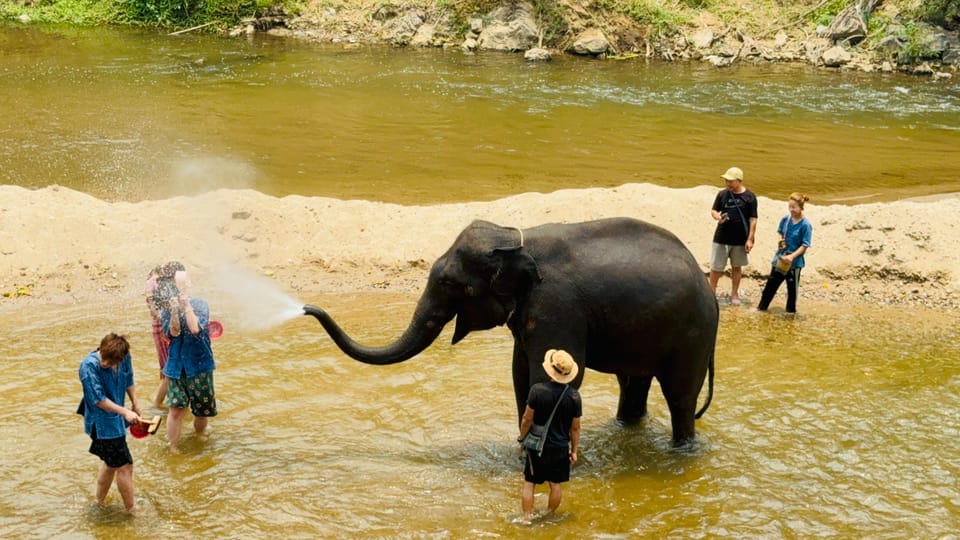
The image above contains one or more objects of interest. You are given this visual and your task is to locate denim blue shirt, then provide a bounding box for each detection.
[79,350,135,440]
[161,297,215,379]
[772,215,813,269]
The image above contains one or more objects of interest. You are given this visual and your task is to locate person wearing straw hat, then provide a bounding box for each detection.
[709,166,758,305]
[516,349,582,523]
[77,333,144,513]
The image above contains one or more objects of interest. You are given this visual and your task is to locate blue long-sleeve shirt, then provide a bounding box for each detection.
[78,350,135,440]
[161,297,215,379]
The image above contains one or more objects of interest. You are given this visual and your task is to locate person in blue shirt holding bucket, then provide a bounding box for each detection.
[78,333,144,513]
[757,192,813,313]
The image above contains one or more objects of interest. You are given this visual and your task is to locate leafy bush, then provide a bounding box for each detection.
[807,0,848,27]
[1,0,283,27]
[916,0,960,30]
[899,20,942,62]
[595,0,689,36]
[115,0,278,27]
[1,0,122,24]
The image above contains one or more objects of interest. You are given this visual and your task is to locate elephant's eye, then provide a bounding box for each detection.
[437,278,457,288]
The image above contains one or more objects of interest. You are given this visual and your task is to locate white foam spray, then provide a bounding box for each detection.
[209,262,305,332]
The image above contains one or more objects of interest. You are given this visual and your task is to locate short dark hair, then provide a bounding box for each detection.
[99,333,130,365]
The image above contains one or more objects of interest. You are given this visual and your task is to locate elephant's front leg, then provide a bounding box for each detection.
[511,341,530,426]
[616,374,652,425]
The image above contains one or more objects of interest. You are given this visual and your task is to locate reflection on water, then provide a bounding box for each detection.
[2,24,960,205]
[1,294,957,537]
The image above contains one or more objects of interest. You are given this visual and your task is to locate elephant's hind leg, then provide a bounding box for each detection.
[616,375,652,425]
[660,381,698,447]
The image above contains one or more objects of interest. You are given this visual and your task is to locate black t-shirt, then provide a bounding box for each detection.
[526,382,582,449]
[712,188,758,245]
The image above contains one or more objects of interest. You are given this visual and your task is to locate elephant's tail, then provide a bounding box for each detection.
[695,350,714,419]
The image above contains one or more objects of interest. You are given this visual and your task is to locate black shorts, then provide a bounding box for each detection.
[524,446,570,484]
[89,426,133,468]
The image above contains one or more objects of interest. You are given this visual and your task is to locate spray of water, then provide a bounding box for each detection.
[209,262,305,332]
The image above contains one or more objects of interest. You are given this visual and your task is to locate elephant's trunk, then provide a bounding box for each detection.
[303,300,450,365]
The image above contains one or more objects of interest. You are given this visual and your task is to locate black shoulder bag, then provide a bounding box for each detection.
[521,385,570,457]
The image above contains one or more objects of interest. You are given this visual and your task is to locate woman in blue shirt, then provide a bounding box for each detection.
[161,274,217,451]
[757,193,813,313]
[78,333,143,512]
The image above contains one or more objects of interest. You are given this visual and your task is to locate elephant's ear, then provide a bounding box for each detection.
[491,246,542,300]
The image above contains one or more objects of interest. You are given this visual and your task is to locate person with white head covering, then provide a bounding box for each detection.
[515,349,583,523]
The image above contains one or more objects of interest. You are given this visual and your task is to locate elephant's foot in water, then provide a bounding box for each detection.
[615,374,652,425]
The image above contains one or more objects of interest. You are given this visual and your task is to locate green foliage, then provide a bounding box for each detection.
[443,0,499,36]
[1,0,122,25]
[530,0,568,43]
[1,0,282,27]
[807,0,847,27]
[115,0,277,27]
[915,0,960,30]
[899,20,941,62]
[595,0,689,36]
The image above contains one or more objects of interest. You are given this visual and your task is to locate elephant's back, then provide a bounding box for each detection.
[530,217,703,283]
[527,217,717,365]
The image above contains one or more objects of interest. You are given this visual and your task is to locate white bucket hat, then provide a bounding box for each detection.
[721,166,744,181]
[542,349,579,384]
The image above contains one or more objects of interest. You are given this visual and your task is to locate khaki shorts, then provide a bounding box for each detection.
[710,243,749,272]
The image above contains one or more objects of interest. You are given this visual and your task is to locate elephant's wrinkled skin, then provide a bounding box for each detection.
[304,217,717,446]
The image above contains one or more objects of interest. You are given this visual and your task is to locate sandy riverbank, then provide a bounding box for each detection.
[2,183,959,313]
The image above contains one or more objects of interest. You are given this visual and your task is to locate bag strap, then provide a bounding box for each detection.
[730,192,750,237]
[542,385,570,432]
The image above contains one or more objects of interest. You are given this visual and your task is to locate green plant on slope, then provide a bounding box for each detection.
[595,0,689,36]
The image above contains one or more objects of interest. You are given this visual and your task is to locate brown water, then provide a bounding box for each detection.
[2,23,960,538]
[2,24,960,205]
[1,292,957,537]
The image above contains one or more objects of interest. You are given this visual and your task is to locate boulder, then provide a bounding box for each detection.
[410,23,435,47]
[690,28,714,49]
[774,30,789,49]
[380,11,424,46]
[875,35,905,57]
[821,45,852,67]
[570,28,610,56]
[819,3,871,45]
[524,47,552,62]
[477,4,539,52]
[944,33,960,64]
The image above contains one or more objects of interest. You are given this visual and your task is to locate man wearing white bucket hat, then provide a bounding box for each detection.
[516,349,582,523]
[709,166,758,305]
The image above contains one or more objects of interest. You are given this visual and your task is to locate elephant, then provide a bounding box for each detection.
[304,217,717,447]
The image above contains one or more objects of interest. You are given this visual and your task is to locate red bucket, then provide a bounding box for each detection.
[129,422,150,439]
[208,320,223,339]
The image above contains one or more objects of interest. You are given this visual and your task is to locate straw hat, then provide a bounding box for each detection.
[542,349,579,384]
[721,166,743,181]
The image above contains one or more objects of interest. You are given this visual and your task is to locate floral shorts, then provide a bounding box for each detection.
[166,370,218,417]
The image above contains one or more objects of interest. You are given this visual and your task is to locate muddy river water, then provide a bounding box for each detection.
[1,23,959,538]
[1,293,957,537]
